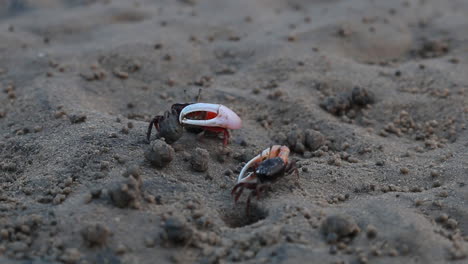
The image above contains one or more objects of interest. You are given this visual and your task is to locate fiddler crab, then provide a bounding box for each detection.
[231,145,298,214]
[147,103,242,145]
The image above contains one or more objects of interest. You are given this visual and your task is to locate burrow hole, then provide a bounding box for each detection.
[219,204,268,228]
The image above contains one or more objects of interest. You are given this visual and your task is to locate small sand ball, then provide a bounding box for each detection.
[366,225,378,239]
[400,167,409,174]
[161,216,193,244]
[60,248,81,264]
[351,86,375,106]
[295,142,306,154]
[430,170,440,178]
[81,223,111,247]
[305,129,326,151]
[123,165,142,179]
[320,93,351,115]
[145,139,175,168]
[446,218,458,229]
[109,177,141,209]
[321,215,360,243]
[286,129,306,153]
[191,148,209,172]
[435,213,449,223]
[69,114,87,124]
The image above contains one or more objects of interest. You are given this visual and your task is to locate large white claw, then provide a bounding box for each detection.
[237,147,272,183]
[179,103,242,129]
[238,172,257,184]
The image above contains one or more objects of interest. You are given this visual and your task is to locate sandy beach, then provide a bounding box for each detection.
[0,0,467,263]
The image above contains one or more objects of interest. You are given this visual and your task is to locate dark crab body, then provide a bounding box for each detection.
[231,145,298,214]
[147,103,242,145]
[153,109,184,143]
[255,157,287,182]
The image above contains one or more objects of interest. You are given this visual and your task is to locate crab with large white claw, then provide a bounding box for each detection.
[232,145,298,214]
[147,103,242,145]
[179,103,242,130]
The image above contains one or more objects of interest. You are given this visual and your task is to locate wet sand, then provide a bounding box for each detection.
[0,0,467,263]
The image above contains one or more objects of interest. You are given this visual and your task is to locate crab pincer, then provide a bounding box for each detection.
[147,103,242,145]
[231,145,298,214]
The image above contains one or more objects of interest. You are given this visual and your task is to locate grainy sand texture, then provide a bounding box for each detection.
[0,0,467,263]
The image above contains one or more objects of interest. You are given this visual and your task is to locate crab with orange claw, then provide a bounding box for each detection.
[231,145,298,214]
[147,103,242,145]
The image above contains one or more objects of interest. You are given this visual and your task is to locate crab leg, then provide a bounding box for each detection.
[233,185,245,202]
[231,182,258,202]
[179,103,242,129]
[147,115,163,141]
[203,127,230,145]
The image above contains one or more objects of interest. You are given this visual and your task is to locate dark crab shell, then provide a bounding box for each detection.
[255,157,286,183]
[157,109,184,143]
